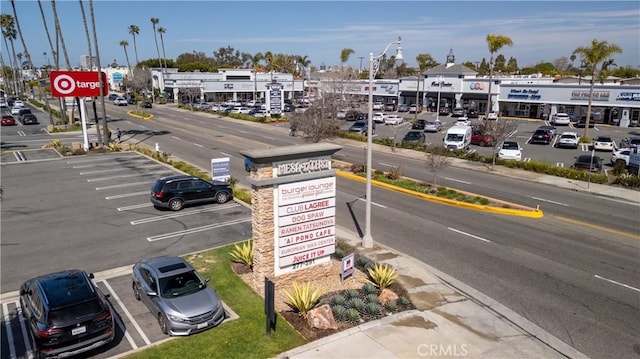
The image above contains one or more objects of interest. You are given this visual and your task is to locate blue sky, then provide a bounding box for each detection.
[2,1,638,70]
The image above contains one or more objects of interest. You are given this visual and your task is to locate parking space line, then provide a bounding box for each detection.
[73,159,148,169]
[96,181,151,190]
[147,217,252,242]
[106,191,150,200]
[16,304,34,358]
[131,203,240,225]
[220,152,232,157]
[66,155,139,164]
[100,280,151,346]
[118,203,154,211]
[81,165,161,175]
[87,171,168,182]
[556,162,564,167]
[2,302,17,359]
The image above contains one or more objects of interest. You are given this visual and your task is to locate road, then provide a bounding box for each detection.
[3,101,640,358]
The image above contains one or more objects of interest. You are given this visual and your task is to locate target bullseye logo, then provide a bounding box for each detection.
[53,74,76,95]
[49,71,108,97]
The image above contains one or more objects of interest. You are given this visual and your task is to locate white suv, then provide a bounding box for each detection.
[556,132,579,149]
[551,113,571,125]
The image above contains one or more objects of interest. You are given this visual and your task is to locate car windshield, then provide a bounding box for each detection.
[404,132,421,139]
[596,137,612,142]
[502,142,519,150]
[48,299,104,325]
[159,271,205,298]
[446,134,463,141]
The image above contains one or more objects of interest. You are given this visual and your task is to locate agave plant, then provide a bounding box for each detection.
[345,289,360,299]
[346,297,365,313]
[367,263,398,290]
[346,308,361,325]
[331,304,347,322]
[384,301,397,313]
[365,293,379,305]
[283,281,322,318]
[364,302,383,319]
[329,294,346,306]
[361,282,378,295]
[397,296,412,307]
[229,240,253,267]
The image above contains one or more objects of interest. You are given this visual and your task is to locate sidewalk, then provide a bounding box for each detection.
[275,227,589,359]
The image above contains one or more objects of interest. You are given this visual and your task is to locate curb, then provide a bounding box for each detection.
[127,111,154,120]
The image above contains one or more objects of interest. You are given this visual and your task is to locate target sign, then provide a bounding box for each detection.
[49,71,108,97]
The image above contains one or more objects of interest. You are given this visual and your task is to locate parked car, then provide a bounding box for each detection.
[19,269,116,358]
[451,108,465,118]
[401,131,425,144]
[408,104,422,114]
[150,175,232,211]
[13,100,24,107]
[555,132,579,149]
[1,114,15,126]
[467,108,479,118]
[530,128,552,144]
[132,256,226,336]
[372,101,384,111]
[423,120,443,132]
[575,115,595,128]
[610,148,631,166]
[11,105,22,115]
[592,136,615,151]
[620,137,640,149]
[550,112,571,125]
[108,93,118,101]
[348,120,375,135]
[141,101,153,109]
[572,154,603,172]
[397,104,409,112]
[438,107,451,116]
[384,114,404,125]
[471,130,495,147]
[372,112,387,123]
[385,103,397,111]
[486,111,498,120]
[497,141,522,161]
[21,113,39,125]
[411,119,427,130]
[454,117,471,126]
[537,125,557,137]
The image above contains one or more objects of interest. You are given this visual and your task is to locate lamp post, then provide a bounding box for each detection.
[363,36,403,249]
[435,76,444,122]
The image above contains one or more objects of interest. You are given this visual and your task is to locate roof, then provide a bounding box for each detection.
[37,270,97,309]
[141,256,194,278]
[425,63,477,75]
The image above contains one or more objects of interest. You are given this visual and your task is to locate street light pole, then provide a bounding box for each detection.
[363,36,403,249]
[435,76,443,122]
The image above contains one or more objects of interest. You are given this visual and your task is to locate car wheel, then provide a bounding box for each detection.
[133,282,141,301]
[215,191,230,204]
[615,159,626,167]
[158,314,169,335]
[168,198,183,211]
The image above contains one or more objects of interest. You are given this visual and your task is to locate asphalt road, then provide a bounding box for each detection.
[3,100,639,358]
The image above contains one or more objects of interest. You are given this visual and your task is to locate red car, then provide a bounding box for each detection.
[1,114,16,126]
[471,130,495,146]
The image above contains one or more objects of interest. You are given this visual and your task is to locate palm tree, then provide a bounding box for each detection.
[10,0,33,75]
[128,24,140,64]
[572,39,622,138]
[51,0,71,69]
[120,40,131,71]
[340,48,354,68]
[485,34,513,114]
[78,0,104,145]
[157,26,167,71]
[37,0,56,67]
[89,0,109,146]
[1,14,19,94]
[150,18,161,68]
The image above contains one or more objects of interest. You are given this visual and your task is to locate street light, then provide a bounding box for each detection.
[363,36,403,249]
[435,76,444,122]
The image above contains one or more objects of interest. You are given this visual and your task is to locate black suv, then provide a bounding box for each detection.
[411,119,427,130]
[19,270,115,358]
[150,175,233,211]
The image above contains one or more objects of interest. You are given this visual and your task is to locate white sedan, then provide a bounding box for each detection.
[497,141,522,161]
[454,117,471,126]
[384,115,404,125]
[592,136,615,151]
[372,112,387,123]
[11,106,22,115]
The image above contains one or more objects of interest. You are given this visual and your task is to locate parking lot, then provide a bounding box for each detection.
[0,153,250,358]
[340,110,638,169]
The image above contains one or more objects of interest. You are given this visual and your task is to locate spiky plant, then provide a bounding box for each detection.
[346,297,365,313]
[361,282,378,295]
[229,240,253,267]
[331,305,347,322]
[283,281,322,318]
[367,263,398,290]
[355,256,373,269]
[384,301,397,313]
[364,302,383,319]
[397,296,411,307]
[329,294,346,307]
[365,293,380,305]
[334,246,344,259]
[346,308,360,325]
[50,139,63,148]
[345,289,360,299]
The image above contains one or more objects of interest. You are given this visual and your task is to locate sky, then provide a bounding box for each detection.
[1,1,638,71]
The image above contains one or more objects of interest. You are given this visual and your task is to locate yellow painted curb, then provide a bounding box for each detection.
[336,170,544,218]
[127,111,154,120]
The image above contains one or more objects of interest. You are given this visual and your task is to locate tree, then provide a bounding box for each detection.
[425,146,451,186]
[79,0,103,144]
[150,18,162,70]
[51,0,72,69]
[120,40,131,72]
[1,14,19,95]
[506,57,518,74]
[89,0,109,146]
[128,24,140,64]
[416,53,438,70]
[494,54,506,73]
[178,86,201,109]
[123,66,151,95]
[157,26,167,71]
[485,34,513,113]
[598,58,617,84]
[340,48,354,67]
[572,39,622,138]
[10,0,33,76]
[483,119,518,170]
[553,56,571,74]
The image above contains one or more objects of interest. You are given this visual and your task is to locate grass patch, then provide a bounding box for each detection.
[126,245,307,359]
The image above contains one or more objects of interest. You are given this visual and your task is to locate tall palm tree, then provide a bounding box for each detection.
[157,26,167,71]
[150,18,161,68]
[78,0,103,144]
[572,39,622,138]
[11,0,33,74]
[120,40,131,72]
[89,0,109,146]
[0,14,19,94]
[51,0,71,69]
[128,24,140,64]
[485,34,513,114]
[37,0,56,69]
[340,48,354,68]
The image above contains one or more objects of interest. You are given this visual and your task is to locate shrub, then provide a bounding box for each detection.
[346,308,360,325]
[331,305,347,322]
[229,240,253,267]
[361,282,378,295]
[397,296,411,307]
[388,165,402,180]
[345,289,361,299]
[333,246,345,259]
[50,139,63,148]
[108,142,121,152]
[284,281,322,318]
[364,302,383,319]
[329,294,346,307]
[365,293,380,304]
[355,256,374,270]
[346,297,365,313]
[384,301,397,313]
[367,263,398,290]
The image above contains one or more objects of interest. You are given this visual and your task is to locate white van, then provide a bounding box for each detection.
[443,125,472,150]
